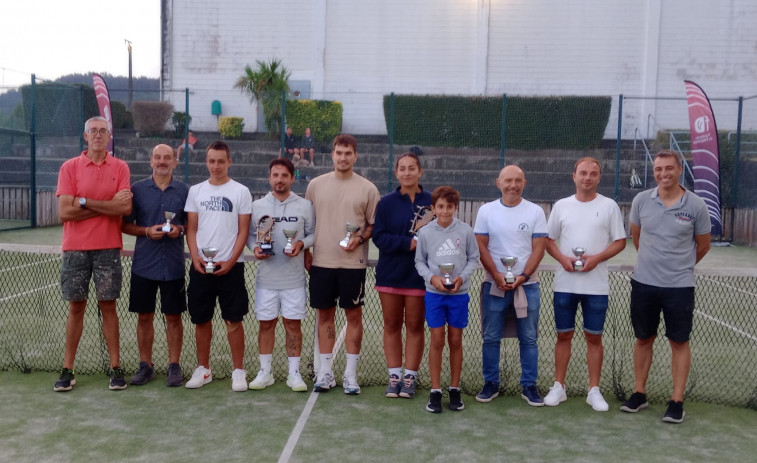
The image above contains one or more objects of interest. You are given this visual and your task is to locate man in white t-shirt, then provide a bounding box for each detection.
[543,157,626,411]
[184,141,252,392]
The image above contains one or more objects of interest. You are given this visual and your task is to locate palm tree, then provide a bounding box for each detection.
[235,58,291,138]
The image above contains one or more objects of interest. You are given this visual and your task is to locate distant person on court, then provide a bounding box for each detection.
[121,144,189,387]
[543,157,626,411]
[184,140,253,392]
[620,149,711,423]
[281,126,297,158]
[373,152,432,399]
[305,133,380,395]
[474,165,547,406]
[54,116,132,391]
[415,186,479,413]
[177,131,197,160]
[246,158,314,392]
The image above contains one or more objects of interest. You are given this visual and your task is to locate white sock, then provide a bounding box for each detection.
[319,353,333,373]
[389,367,402,378]
[431,388,442,393]
[288,356,300,375]
[345,353,360,376]
[404,369,418,378]
[449,386,459,391]
[259,354,272,373]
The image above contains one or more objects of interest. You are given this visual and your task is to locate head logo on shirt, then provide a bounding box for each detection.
[200,196,234,212]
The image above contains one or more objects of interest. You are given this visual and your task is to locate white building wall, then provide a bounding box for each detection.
[163,0,757,137]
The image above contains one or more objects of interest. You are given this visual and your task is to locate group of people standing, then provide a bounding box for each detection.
[53,116,711,425]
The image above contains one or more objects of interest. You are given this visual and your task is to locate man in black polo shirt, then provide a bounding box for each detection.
[122,143,190,387]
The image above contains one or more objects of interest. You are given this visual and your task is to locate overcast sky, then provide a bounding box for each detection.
[1,0,161,89]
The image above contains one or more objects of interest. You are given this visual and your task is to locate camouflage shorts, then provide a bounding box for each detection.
[60,249,122,301]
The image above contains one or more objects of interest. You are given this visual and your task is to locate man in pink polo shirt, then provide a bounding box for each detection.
[54,116,133,392]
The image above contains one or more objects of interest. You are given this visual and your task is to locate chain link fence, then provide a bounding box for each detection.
[1,246,756,408]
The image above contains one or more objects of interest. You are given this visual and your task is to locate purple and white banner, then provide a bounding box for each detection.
[684,80,722,236]
[92,73,114,154]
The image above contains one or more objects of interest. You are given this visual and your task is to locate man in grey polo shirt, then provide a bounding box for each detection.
[122,144,189,387]
[620,150,711,424]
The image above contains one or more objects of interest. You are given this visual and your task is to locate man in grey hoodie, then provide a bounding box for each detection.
[247,158,315,392]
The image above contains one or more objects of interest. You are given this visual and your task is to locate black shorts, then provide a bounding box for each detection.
[128,273,186,315]
[187,263,249,324]
[630,279,695,343]
[308,266,366,309]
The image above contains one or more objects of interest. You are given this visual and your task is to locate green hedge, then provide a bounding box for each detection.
[20,83,98,136]
[383,95,611,149]
[111,101,126,129]
[131,101,175,137]
[218,116,245,139]
[285,99,343,143]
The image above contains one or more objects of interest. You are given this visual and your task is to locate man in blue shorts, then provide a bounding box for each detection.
[122,144,189,387]
[543,157,626,411]
[620,150,711,423]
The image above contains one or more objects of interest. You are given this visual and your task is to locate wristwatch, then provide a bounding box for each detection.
[358,236,366,245]
[79,197,87,209]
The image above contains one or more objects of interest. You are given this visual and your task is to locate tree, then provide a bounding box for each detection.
[234,58,291,138]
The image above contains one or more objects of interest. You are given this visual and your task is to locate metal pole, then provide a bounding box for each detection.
[30,74,37,227]
[500,93,507,168]
[184,88,190,183]
[388,93,395,193]
[730,96,744,239]
[614,94,623,202]
[280,89,286,155]
[125,39,133,109]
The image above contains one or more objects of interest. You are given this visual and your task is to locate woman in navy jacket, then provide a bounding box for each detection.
[373,152,432,399]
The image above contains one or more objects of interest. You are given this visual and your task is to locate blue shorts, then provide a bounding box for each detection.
[553,292,609,335]
[424,292,470,329]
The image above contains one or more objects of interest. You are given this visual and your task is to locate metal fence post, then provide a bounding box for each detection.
[614,94,623,202]
[387,92,395,194]
[280,89,287,155]
[184,88,190,183]
[30,75,37,228]
[731,96,744,235]
[500,93,507,168]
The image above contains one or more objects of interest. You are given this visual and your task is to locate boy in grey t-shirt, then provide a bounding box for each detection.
[415,186,480,413]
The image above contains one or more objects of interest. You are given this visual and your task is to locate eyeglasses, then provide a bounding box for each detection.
[88,128,110,136]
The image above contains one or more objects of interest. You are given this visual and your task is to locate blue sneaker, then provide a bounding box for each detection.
[521,385,544,406]
[53,368,76,392]
[475,381,500,403]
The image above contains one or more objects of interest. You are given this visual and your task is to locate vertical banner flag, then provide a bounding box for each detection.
[684,80,722,236]
[92,73,115,154]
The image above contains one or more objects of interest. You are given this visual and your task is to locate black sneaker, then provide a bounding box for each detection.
[426,391,443,413]
[476,381,500,403]
[130,361,156,386]
[109,366,128,391]
[620,392,649,413]
[166,362,183,387]
[521,385,544,407]
[662,400,686,424]
[449,388,464,411]
[385,374,401,398]
[53,368,76,392]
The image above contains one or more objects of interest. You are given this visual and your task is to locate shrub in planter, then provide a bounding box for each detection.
[218,116,244,139]
[132,100,174,136]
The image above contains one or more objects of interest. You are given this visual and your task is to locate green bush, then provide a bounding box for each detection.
[285,99,343,143]
[218,116,244,139]
[383,95,611,150]
[172,111,192,138]
[131,101,174,137]
[123,111,134,129]
[20,83,98,136]
[110,101,126,129]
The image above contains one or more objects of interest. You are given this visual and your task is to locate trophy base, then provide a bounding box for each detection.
[260,247,275,256]
[338,241,350,249]
[161,225,172,233]
[443,283,455,290]
[574,262,584,271]
[205,266,215,274]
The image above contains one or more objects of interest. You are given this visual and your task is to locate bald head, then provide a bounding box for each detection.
[496,164,526,206]
[150,144,178,179]
[152,144,176,159]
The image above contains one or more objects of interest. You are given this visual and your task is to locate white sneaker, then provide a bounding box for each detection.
[185,366,212,389]
[342,373,361,395]
[544,381,567,406]
[231,369,248,392]
[313,371,336,392]
[248,369,274,390]
[587,386,609,412]
[286,371,307,392]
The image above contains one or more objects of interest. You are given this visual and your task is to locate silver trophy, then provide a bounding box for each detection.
[339,223,361,248]
[501,256,518,284]
[201,247,218,274]
[439,263,455,290]
[257,215,275,255]
[572,247,586,271]
[283,229,297,255]
[161,211,176,233]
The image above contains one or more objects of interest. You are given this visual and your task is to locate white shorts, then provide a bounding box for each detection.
[254,287,307,321]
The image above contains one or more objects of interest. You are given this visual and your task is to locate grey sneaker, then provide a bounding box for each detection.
[166,363,183,387]
[130,361,155,386]
[385,374,401,398]
[109,366,128,391]
[314,371,336,392]
[399,374,417,399]
[54,368,76,392]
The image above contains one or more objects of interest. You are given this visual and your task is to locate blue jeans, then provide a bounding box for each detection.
[481,281,541,387]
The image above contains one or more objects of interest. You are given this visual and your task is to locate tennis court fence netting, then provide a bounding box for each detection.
[1,244,756,409]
